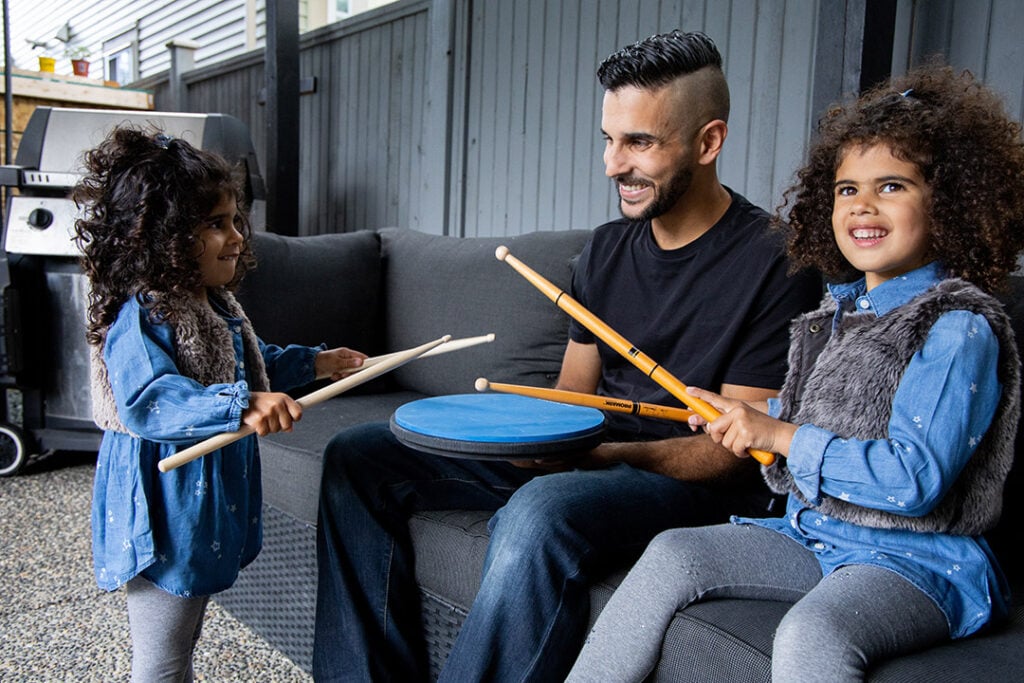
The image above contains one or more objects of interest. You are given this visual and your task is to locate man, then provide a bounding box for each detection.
[313,30,821,682]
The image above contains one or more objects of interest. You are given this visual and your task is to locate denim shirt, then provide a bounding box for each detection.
[745,262,1009,638]
[92,295,320,597]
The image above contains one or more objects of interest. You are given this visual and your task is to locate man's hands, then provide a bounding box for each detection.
[315,347,369,381]
[685,386,794,459]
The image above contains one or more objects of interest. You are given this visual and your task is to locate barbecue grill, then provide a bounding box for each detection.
[0,107,266,475]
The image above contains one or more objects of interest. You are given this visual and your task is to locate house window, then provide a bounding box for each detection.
[105,47,135,85]
[102,23,139,86]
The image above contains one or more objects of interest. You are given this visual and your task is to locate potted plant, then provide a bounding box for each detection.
[65,46,91,77]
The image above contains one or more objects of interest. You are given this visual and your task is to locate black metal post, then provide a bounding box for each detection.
[264,0,300,236]
[860,0,898,93]
[2,0,11,165]
[2,0,13,220]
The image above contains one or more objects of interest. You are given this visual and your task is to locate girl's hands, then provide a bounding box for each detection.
[315,347,369,380]
[243,392,303,436]
[685,386,796,459]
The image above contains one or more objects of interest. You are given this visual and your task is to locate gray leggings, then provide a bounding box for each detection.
[126,576,210,683]
[566,524,949,683]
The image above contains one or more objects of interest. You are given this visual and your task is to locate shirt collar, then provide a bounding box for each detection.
[827,262,945,318]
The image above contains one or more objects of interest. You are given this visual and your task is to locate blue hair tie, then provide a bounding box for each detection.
[154,133,174,149]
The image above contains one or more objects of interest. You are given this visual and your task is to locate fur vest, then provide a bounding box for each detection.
[766,279,1020,535]
[90,289,270,434]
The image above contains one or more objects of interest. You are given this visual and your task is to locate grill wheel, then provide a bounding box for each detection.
[0,423,29,476]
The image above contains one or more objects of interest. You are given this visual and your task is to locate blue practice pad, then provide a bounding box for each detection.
[390,393,606,460]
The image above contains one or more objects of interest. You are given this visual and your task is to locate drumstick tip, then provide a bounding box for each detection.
[495,245,509,261]
[474,377,490,392]
[485,333,496,342]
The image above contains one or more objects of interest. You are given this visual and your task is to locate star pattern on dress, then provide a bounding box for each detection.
[839,492,851,501]
[147,400,160,413]
[969,382,978,394]
[967,325,979,339]
[912,415,923,429]
[211,540,221,553]
[194,479,208,496]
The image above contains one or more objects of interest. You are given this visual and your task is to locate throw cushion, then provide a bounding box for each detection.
[380,228,592,396]
[237,230,383,355]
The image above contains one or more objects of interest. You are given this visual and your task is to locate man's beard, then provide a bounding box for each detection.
[616,165,693,222]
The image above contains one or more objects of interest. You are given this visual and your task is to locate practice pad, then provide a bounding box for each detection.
[390,393,606,460]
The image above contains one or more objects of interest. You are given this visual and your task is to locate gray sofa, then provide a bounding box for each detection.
[220,227,1024,680]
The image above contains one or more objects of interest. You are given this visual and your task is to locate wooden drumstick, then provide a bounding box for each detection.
[158,335,452,473]
[494,245,775,465]
[475,378,694,423]
[362,333,496,368]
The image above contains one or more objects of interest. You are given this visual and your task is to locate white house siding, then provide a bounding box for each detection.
[2,0,343,81]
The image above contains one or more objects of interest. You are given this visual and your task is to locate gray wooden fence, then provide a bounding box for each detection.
[134,0,1024,238]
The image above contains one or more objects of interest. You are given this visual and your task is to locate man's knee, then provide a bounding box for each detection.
[488,474,593,557]
[323,422,396,478]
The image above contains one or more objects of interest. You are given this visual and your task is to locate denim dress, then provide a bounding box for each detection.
[91,296,321,597]
[740,264,1011,638]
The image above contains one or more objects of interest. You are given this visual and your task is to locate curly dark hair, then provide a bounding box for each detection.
[779,63,1024,293]
[72,126,256,345]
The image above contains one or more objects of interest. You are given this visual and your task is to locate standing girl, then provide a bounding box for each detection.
[73,127,367,681]
[567,64,1024,681]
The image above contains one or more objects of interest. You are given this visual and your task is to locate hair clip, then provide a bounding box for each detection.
[900,88,915,98]
[154,133,174,149]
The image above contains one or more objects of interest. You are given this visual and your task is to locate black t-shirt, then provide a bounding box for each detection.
[570,189,821,439]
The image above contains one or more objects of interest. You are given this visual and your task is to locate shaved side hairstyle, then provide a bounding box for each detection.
[597,30,730,123]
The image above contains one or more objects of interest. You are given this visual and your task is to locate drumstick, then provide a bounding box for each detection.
[158,335,452,473]
[494,246,775,466]
[475,377,695,423]
[362,333,496,368]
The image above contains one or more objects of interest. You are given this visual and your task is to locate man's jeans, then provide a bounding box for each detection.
[313,421,775,682]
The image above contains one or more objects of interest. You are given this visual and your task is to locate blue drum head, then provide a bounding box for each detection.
[390,393,606,460]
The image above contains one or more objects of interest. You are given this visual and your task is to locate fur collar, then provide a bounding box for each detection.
[90,289,270,433]
[766,279,1019,535]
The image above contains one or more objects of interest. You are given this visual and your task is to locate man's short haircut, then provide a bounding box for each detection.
[597,30,723,92]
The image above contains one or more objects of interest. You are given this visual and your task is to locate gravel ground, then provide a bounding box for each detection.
[0,451,312,682]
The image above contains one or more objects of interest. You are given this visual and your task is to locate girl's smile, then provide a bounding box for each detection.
[194,193,244,293]
[832,144,932,290]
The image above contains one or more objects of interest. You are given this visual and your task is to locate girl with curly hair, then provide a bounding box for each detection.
[568,64,1024,682]
[73,126,367,681]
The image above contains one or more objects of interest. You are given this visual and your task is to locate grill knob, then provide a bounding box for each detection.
[27,208,54,230]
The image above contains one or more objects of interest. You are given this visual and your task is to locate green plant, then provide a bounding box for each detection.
[65,45,91,60]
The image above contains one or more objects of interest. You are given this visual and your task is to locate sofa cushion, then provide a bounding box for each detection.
[410,508,1024,683]
[380,228,592,396]
[237,230,383,354]
[260,391,425,525]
